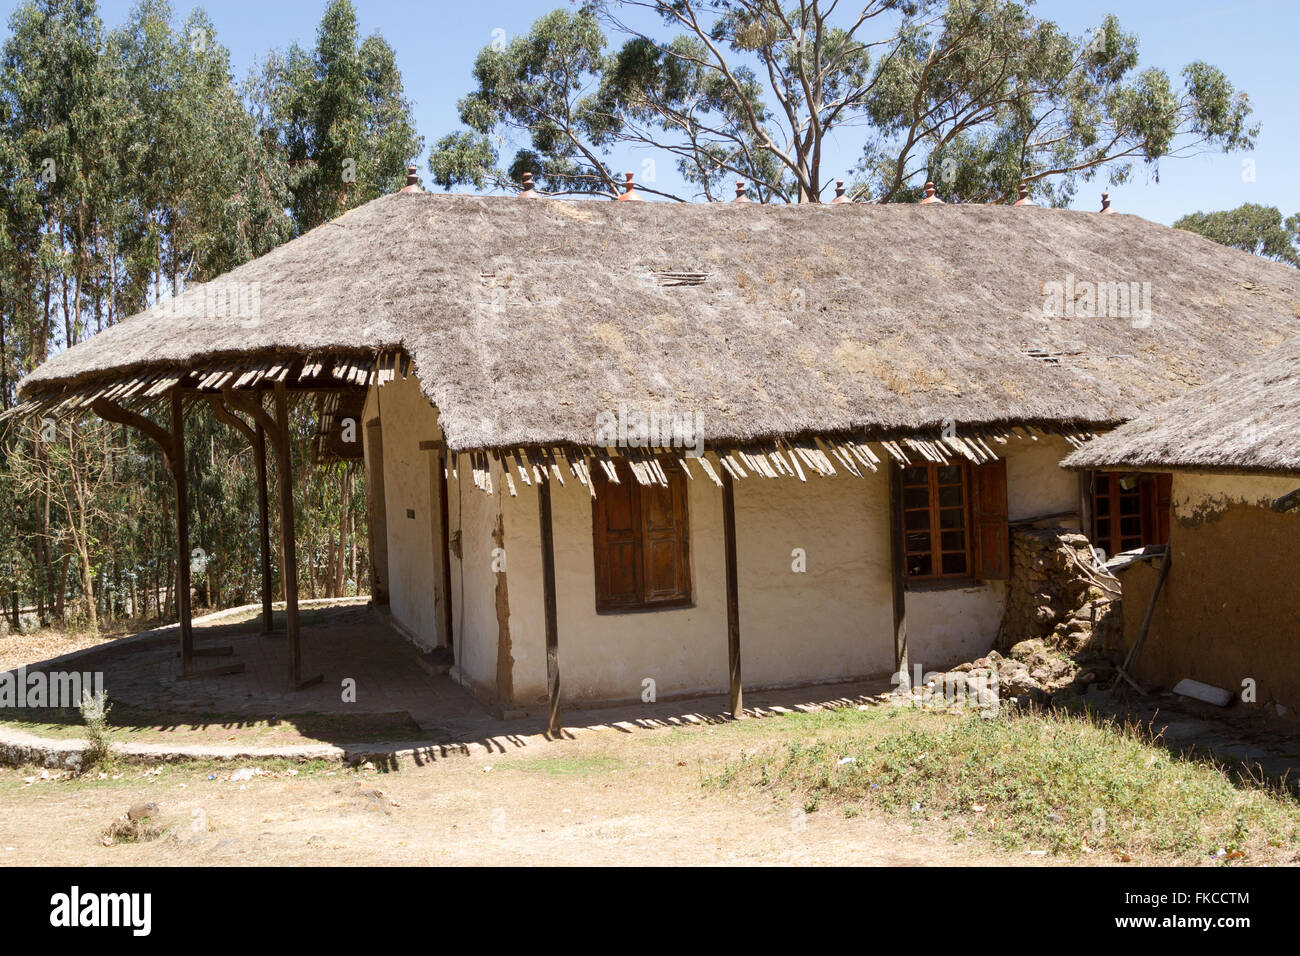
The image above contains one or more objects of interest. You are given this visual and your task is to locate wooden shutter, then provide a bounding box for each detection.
[592,459,691,610]
[1148,473,1172,545]
[592,462,643,611]
[640,474,691,603]
[970,458,1010,580]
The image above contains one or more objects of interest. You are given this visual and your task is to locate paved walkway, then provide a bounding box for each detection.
[0,602,897,766]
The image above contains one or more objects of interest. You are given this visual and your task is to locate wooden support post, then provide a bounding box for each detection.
[888,463,909,689]
[273,383,302,687]
[255,422,273,633]
[171,390,194,673]
[91,396,206,675]
[205,393,274,634]
[538,476,562,736]
[222,386,320,689]
[438,450,455,654]
[1110,544,1172,698]
[721,468,743,719]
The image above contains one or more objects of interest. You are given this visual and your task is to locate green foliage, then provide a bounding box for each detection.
[432,1,1256,203]
[1174,203,1300,267]
[246,0,424,232]
[78,689,113,771]
[0,0,387,631]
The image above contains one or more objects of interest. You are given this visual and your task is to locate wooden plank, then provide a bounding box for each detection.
[1110,544,1171,698]
[888,463,909,688]
[274,382,303,687]
[171,390,194,675]
[722,469,744,719]
[255,421,273,634]
[538,477,562,736]
[438,448,455,656]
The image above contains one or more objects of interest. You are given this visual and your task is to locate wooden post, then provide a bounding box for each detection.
[888,463,909,689]
[538,476,561,736]
[1110,544,1172,698]
[273,383,301,686]
[255,421,273,633]
[721,468,743,718]
[204,393,273,635]
[171,389,194,673]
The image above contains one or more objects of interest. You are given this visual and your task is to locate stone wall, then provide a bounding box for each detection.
[999,528,1121,656]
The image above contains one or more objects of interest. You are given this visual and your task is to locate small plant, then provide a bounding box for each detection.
[79,690,114,772]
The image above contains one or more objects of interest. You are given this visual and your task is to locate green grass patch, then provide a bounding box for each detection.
[706,705,1300,863]
[508,754,627,777]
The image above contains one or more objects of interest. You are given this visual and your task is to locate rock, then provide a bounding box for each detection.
[1009,639,1047,663]
[127,801,159,822]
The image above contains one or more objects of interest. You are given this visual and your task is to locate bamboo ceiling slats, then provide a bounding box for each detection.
[9,351,381,423]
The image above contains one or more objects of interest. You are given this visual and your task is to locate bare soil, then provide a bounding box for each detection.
[0,719,1034,866]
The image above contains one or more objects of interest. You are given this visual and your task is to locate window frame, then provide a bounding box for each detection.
[1089,471,1171,558]
[591,458,693,613]
[899,460,975,585]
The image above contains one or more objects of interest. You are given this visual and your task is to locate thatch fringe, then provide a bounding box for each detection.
[458,424,1095,498]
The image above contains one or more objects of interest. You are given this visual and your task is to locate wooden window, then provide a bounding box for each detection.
[899,459,1008,584]
[1090,472,1171,558]
[900,462,973,581]
[592,459,691,612]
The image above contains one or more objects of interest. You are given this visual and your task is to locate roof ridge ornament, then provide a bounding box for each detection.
[831,180,852,204]
[617,172,645,202]
[732,181,751,203]
[919,180,944,204]
[398,166,422,194]
[1100,192,1115,214]
[1013,182,1035,206]
[518,172,540,199]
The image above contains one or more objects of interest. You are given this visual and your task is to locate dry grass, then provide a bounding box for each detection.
[708,705,1300,864]
[0,624,138,672]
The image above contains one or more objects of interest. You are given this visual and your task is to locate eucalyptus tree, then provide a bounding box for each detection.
[247,0,423,233]
[1174,204,1300,268]
[431,1,1256,204]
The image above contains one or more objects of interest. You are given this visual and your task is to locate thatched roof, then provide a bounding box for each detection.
[16,191,1300,453]
[1063,337,1300,476]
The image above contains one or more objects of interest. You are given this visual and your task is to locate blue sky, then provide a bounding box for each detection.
[4,0,1297,224]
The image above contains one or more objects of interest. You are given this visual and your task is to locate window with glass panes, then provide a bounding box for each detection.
[1090,472,1171,558]
[900,462,973,580]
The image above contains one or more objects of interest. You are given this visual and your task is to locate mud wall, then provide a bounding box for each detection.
[1119,473,1300,716]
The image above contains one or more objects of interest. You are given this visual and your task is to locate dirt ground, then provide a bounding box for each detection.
[0,718,1037,867]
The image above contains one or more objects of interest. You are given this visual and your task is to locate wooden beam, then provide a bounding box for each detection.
[255,422,273,633]
[90,399,174,470]
[1110,544,1172,698]
[272,382,304,687]
[206,394,273,634]
[170,390,194,674]
[438,449,454,656]
[888,464,909,688]
[538,477,561,736]
[721,469,743,718]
